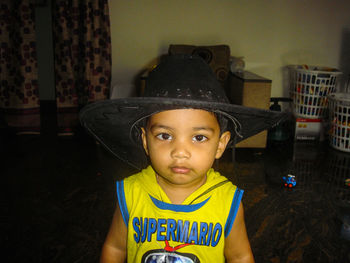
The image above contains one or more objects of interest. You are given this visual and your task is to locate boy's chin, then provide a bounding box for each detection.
[158,173,207,187]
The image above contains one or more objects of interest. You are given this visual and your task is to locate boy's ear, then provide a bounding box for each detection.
[215,131,231,159]
[141,127,149,155]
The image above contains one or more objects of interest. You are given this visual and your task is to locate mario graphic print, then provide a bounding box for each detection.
[141,241,200,263]
[133,215,224,262]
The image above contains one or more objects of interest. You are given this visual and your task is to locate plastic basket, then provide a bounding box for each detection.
[328,93,350,152]
[288,65,342,119]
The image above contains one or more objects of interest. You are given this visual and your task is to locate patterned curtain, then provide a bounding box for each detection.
[0,0,40,134]
[52,0,111,135]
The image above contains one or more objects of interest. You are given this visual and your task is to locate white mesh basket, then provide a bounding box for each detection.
[289,65,342,119]
[328,93,350,153]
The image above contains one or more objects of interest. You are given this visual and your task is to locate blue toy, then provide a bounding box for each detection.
[283,174,296,188]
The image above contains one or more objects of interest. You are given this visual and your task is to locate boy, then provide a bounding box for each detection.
[80,55,285,262]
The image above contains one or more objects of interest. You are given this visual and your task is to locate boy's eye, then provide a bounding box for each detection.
[156,133,172,141]
[192,135,208,142]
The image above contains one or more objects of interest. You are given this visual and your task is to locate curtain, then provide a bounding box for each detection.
[0,0,40,134]
[52,0,111,135]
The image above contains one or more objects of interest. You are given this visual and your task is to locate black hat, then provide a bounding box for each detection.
[80,55,285,169]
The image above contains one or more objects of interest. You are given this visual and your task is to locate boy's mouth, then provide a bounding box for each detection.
[171,166,191,174]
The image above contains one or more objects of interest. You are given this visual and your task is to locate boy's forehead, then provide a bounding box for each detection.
[146,108,219,127]
[150,108,215,119]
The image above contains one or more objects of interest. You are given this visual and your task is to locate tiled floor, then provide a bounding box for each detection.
[2,128,350,263]
[235,142,350,262]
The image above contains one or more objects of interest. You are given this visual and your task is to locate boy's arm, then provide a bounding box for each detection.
[224,202,255,263]
[100,202,127,263]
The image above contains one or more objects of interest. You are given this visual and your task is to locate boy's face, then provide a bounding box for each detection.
[141,109,231,188]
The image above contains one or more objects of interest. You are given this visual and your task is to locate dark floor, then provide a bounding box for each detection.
[1,124,350,262]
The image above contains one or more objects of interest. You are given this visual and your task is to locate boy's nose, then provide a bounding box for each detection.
[171,141,191,159]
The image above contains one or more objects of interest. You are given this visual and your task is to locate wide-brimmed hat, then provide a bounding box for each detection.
[80,54,286,169]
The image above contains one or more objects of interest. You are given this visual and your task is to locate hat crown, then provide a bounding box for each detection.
[145,55,229,103]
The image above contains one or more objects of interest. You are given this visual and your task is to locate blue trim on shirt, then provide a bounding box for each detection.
[116,180,129,226]
[224,188,244,237]
[149,195,210,212]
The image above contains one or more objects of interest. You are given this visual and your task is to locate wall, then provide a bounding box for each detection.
[109,0,350,98]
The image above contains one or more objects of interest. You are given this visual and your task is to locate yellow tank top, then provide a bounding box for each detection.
[116,166,243,263]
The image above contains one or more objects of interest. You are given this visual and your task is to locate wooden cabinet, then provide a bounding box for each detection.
[227,71,272,148]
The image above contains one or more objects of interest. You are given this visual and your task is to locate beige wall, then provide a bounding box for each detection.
[109,0,350,98]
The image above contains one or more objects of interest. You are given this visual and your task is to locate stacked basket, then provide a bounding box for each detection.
[328,93,350,152]
[288,65,342,119]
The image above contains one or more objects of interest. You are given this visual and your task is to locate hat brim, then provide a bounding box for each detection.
[80,97,287,169]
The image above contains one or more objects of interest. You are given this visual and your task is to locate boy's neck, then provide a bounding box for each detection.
[156,174,207,205]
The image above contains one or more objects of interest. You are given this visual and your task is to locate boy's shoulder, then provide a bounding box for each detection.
[206,168,236,188]
[204,168,240,195]
[123,165,155,182]
[177,168,241,205]
[121,165,158,192]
